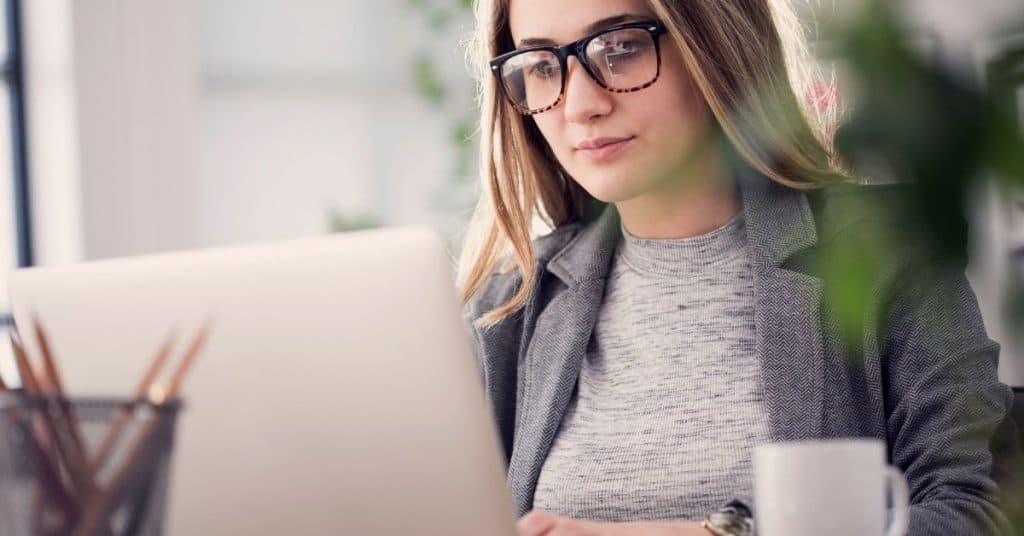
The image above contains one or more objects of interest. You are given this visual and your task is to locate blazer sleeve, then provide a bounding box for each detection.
[882,257,1014,535]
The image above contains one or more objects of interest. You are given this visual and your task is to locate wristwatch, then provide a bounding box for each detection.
[701,504,754,536]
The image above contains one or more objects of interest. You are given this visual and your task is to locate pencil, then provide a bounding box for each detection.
[75,321,211,535]
[7,334,80,527]
[89,331,177,472]
[33,317,91,465]
[29,319,97,504]
[166,321,211,398]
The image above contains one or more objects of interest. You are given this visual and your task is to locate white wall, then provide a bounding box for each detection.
[899,0,1023,60]
[24,0,474,258]
[196,0,473,248]
[74,2,199,258]
[22,0,83,268]
[22,0,198,263]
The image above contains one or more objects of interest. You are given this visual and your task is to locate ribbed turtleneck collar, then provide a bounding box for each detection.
[618,212,747,277]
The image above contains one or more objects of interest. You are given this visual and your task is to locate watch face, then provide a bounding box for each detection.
[707,511,751,536]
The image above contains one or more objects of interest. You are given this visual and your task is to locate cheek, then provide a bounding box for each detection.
[643,70,714,148]
[531,116,570,157]
[652,43,710,117]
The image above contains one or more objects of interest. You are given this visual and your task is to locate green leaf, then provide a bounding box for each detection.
[411,55,447,106]
[326,209,382,233]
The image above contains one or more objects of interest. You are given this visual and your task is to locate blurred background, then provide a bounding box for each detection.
[0,0,1021,381]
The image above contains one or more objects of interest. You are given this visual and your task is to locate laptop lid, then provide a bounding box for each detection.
[7,226,517,535]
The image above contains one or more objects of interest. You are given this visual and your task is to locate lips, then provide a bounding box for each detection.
[576,136,633,150]
[575,136,635,162]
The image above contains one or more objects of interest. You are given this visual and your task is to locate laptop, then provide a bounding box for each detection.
[7,226,518,535]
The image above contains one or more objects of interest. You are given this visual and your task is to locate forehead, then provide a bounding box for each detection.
[508,0,656,45]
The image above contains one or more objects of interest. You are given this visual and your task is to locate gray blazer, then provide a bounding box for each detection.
[465,172,1014,535]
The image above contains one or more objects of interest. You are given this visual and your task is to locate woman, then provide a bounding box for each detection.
[458,0,1013,534]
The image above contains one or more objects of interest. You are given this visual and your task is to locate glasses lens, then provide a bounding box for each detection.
[500,50,562,113]
[584,27,658,90]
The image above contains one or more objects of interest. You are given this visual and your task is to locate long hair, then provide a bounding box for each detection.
[459,0,844,328]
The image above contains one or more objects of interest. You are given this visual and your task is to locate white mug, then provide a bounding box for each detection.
[753,439,909,536]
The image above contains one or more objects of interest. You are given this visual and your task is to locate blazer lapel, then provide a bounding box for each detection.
[506,279,606,515]
[739,171,826,441]
[506,208,621,515]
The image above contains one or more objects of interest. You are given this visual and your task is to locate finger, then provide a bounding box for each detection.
[558,518,606,536]
[543,518,601,536]
[517,510,559,536]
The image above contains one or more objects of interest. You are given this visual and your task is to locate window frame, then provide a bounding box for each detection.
[1,0,29,327]
[4,0,31,269]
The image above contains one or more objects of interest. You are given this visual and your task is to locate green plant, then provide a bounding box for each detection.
[816,1,1024,343]
[326,208,382,233]
[405,0,478,251]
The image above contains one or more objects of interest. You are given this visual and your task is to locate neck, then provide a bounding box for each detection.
[616,165,740,240]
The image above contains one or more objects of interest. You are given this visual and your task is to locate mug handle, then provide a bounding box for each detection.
[885,465,910,536]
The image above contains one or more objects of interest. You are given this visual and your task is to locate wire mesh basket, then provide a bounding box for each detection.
[0,394,182,536]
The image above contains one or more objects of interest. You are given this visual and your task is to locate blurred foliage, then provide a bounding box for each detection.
[821,4,1024,529]
[405,0,479,251]
[325,0,474,240]
[412,55,448,106]
[326,208,382,233]
[405,0,473,29]
[817,0,1024,346]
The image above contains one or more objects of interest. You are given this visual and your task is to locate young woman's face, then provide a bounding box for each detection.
[507,0,716,204]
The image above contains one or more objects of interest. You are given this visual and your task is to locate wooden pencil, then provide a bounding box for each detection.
[166,321,211,397]
[26,320,97,508]
[33,318,92,473]
[6,334,80,528]
[89,331,177,472]
[74,321,211,536]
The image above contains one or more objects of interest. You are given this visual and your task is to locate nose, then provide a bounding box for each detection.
[561,57,613,123]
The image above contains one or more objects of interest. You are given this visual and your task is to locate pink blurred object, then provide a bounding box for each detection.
[807,80,843,114]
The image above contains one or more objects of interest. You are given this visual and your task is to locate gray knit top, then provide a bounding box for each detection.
[531,212,772,521]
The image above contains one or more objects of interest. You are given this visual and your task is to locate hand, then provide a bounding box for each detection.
[516,510,710,536]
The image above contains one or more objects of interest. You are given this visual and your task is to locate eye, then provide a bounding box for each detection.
[528,59,561,79]
[605,40,640,56]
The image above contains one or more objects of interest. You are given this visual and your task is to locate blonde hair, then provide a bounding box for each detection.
[459,0,843,328]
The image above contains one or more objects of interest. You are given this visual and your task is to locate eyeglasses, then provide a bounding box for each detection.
[490,20,668,116]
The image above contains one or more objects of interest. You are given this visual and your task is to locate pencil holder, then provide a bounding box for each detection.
[0,394,182,536]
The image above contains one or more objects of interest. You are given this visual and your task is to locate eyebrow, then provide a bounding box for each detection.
[516,13,648,48]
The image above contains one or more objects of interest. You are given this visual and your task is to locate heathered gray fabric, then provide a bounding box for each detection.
[464,171,1015,535]
[532,214,771,521]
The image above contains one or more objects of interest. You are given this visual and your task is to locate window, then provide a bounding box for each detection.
[0,0,30,314]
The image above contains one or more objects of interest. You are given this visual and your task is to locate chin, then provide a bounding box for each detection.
[573,173,645,205]
[566,154,653,201]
